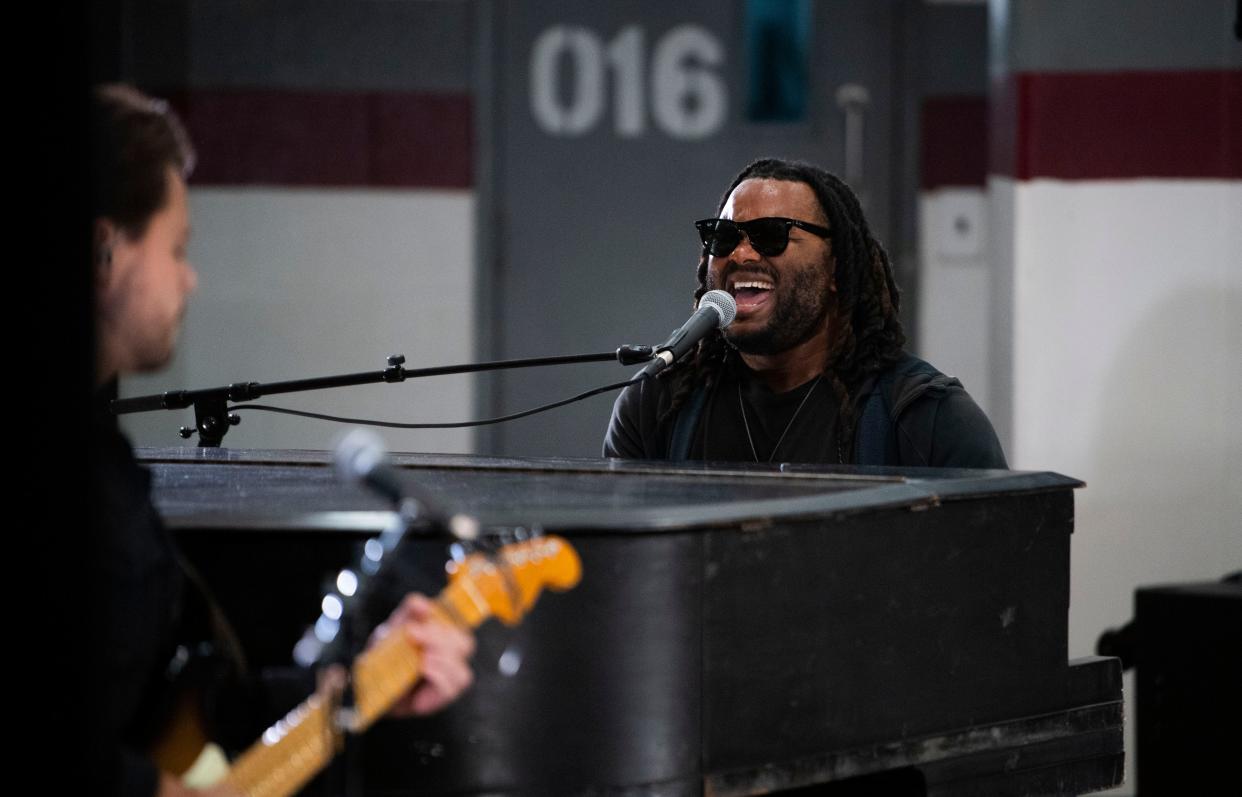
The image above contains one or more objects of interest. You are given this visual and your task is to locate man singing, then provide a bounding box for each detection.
[604,158,1006,468]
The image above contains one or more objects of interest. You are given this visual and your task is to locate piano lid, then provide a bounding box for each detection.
[138,447,1082,533]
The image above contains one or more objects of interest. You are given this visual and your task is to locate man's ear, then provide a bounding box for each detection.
[828,254,838,293]
[94,218,116,273]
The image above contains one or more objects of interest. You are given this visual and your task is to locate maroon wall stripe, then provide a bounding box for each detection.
[1001,70,1240,181]
[921,96,988,189]
[165,89,473,188]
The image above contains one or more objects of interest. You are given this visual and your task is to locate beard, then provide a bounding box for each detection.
[723,264,832,356]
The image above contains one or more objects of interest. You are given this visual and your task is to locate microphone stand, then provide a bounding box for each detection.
[109,346,654,447]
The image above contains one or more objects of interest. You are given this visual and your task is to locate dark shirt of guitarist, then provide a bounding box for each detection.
[88,84,476,797]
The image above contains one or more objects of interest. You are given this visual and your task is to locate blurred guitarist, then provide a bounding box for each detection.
[88,84,476,797]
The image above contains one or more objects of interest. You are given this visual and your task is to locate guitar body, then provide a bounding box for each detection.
[149,687,211,776]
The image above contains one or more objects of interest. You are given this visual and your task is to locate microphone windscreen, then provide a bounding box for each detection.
[334,427,387,486]
[699,289,737,328]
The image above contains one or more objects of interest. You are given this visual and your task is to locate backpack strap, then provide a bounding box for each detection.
[854,375,894,466]
[853,354,952,465]
[668,385,709,460]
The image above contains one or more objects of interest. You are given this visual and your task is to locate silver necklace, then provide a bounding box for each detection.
[737,375,824,463]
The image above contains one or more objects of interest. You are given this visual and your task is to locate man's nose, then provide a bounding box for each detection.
[731,232,762,263]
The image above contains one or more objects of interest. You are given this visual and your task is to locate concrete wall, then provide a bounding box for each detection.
[115,1,480,454]
[121,187,476,453]
[987,1,1242,791]
[910,0,993,413]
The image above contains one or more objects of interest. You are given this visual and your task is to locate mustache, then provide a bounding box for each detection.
[711,262,780,288]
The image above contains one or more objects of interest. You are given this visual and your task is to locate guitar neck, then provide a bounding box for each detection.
[222,589,473,797]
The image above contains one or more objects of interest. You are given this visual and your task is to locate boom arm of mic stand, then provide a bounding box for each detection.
[109,347,656,446]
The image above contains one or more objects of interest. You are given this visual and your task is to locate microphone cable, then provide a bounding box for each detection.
[226,375,646,430]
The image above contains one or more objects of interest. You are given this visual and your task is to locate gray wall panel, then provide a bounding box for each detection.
[919,3,989,94]
[1003,0,1242,72]
[129,0,474,90]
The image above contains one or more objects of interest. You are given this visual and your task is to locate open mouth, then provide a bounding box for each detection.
[728,277,775,314]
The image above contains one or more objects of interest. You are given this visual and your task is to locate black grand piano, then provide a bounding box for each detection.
[142,447,1123,796]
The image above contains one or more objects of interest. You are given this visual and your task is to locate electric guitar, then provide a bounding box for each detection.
[157,535,581,797]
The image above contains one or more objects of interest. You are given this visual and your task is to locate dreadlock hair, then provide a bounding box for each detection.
[662,157,906,459]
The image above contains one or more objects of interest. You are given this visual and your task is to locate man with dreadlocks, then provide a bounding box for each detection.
[603,158,1006,468]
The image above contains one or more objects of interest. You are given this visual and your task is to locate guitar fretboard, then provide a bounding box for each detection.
[221,622,424,797]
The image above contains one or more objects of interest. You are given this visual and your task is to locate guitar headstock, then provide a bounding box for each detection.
[442,534,582,628]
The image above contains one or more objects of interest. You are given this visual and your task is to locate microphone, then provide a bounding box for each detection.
[637,289,736,380]
[335,428,407,505]
[334,429,478,540]
[299,430,482,667]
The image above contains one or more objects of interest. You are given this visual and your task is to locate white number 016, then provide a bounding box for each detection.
[530,24,727,140]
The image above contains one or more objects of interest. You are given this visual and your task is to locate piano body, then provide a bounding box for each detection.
[143,448,1123,796]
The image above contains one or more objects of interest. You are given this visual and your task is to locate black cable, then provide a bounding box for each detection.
[228,376,644,430]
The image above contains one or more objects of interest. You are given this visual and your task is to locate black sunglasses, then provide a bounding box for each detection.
[694,216,832,258]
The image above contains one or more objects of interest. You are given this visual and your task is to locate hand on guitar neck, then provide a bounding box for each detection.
[157,591,476,797]
[365,592,476,718]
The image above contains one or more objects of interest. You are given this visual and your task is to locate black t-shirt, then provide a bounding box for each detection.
[691,358,841,464]
[89,408,190,797]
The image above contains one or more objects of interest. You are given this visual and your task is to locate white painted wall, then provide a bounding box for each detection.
[1010,178,1242,630]
[917,188,993,414]
[993,177,1242,791]
[119,187,478,455]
